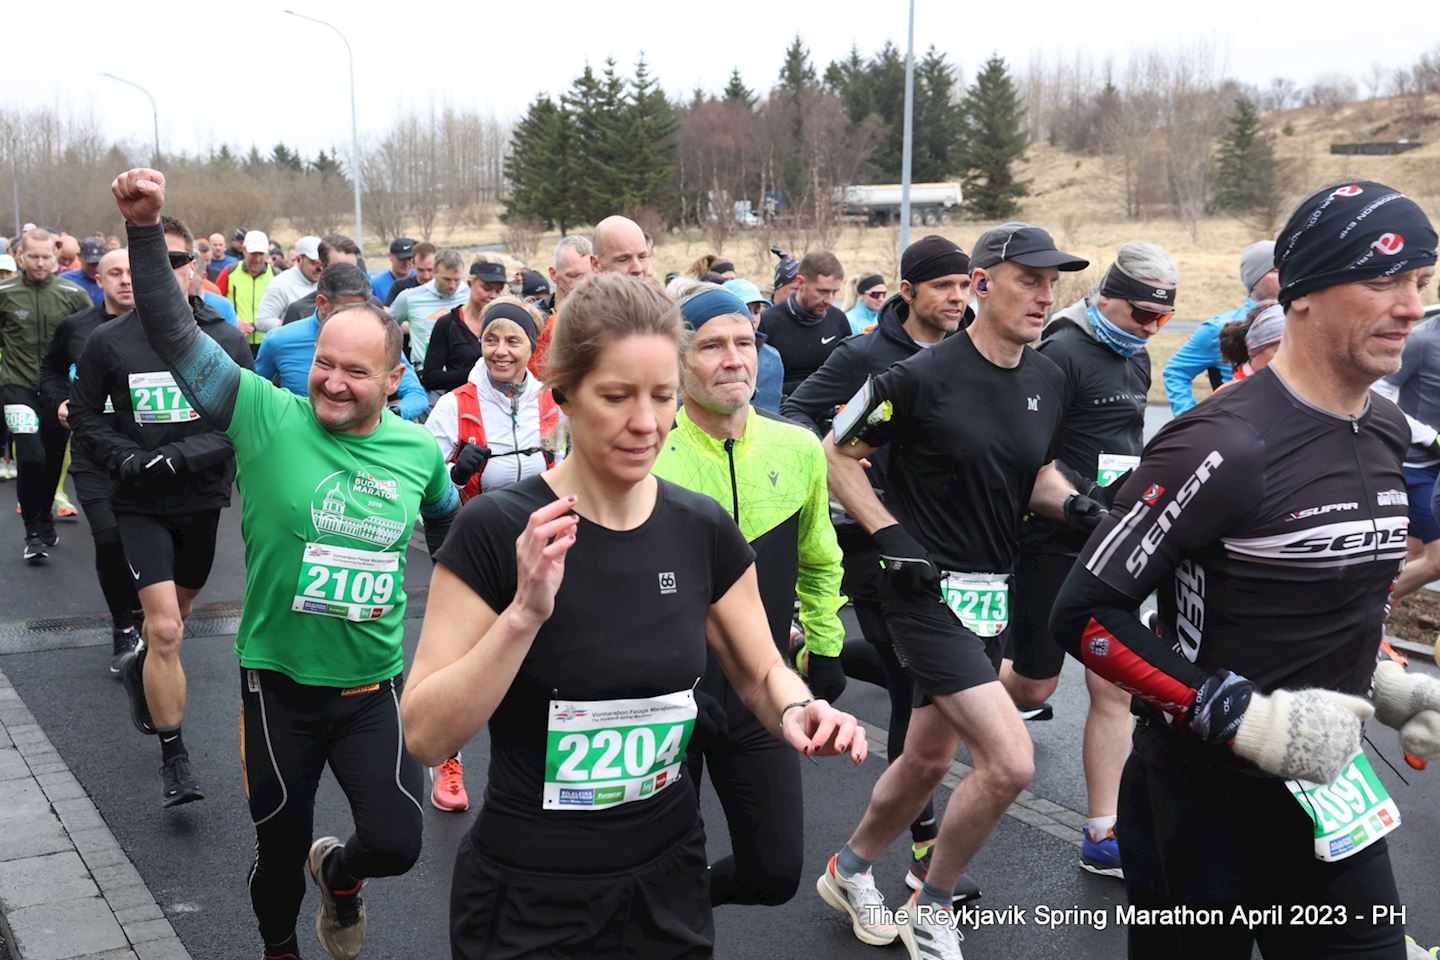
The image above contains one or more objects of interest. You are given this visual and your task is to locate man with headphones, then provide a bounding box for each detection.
[814,223,1100,959]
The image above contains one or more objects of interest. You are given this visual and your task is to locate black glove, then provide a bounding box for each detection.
[871,524,940,598]
[1063,493,1108,534]
[803,652,847,704]
[690,689,730,753]
[450,441,491,486]
[117,448,181,490]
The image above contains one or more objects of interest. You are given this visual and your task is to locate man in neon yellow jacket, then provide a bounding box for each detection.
[652,283,846,908]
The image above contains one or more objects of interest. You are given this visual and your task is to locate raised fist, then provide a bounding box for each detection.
[110,168,167,227]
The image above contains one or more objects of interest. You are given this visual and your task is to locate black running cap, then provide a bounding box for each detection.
[971,222,1088,272]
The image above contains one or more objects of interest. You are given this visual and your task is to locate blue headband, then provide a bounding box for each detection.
[680,289,750,329]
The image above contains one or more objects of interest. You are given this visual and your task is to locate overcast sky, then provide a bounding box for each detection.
[10,0,1434,158]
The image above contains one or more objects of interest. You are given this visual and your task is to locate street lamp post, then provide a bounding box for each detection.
[285,10,364,250]
[899,0,916,252]
[100,73,160,169]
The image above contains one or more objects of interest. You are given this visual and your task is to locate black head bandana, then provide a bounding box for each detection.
[1276,181,1438,308]
[481,302,538,348]
[1099,264,1176,308]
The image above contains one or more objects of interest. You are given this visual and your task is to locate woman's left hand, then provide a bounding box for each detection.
[781,700,867,765]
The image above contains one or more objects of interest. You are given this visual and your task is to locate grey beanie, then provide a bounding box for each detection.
[1239,241,1276,294]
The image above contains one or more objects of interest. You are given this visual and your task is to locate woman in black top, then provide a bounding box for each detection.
[421,264,516,391]
[402,272,867,959]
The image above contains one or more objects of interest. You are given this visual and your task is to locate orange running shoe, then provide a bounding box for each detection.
[430,756,469,812]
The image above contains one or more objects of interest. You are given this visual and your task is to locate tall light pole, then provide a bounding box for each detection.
[285,10,363,250]
[899,0,916,252]
[100,73,160,168]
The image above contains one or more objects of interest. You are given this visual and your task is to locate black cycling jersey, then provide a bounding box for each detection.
[1021,303,1151,554]
[69,303,253,515]
[758,298,852,396]
[1051,367,1408,752]
[434,474,754,873]
[864,331,1068,574]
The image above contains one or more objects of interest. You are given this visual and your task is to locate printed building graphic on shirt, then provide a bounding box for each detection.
[309,467,409,550]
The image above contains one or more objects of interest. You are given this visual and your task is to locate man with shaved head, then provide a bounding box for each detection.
[111,167,458,960]
[590,215,651,278]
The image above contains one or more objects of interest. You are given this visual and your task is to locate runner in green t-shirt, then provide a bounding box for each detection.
[112,168,459,960]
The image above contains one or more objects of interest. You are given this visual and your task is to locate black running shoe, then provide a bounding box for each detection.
[39,520,58,547]
[1018,702,1054,722]
[119,646,155,735]
[110,628,139,678]
[23,535,47,565]
[160,754,203,807]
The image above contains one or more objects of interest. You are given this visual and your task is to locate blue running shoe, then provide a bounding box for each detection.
[1080,827,1123,879]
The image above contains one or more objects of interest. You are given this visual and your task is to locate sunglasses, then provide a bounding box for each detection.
[1126,301,1174,327]
[864,290,888,300]
[167,251,196,268]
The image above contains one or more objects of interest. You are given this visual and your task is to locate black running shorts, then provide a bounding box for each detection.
[116,509,221,590]
[882,582,1006,706]
[449,823,713,959]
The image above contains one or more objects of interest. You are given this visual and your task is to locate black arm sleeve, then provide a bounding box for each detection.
[423,503,458,559]
[779,341,866,437]
[421,314,469,392]
[126,223,241,429]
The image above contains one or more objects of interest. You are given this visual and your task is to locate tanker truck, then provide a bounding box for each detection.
[836,182,964,225]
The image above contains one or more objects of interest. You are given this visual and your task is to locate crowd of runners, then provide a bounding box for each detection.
[0,164,1437,960]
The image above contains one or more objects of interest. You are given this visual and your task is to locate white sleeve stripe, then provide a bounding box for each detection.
[1085,501,1149,576]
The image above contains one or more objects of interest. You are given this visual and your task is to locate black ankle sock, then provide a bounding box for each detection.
[157,726,186,763]
[263,932,300,958]
[322,845,361,893]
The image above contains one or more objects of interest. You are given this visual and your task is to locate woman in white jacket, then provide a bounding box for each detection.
[427,297,562,501]
[423,296,563,812]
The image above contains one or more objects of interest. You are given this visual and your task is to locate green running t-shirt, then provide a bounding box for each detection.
[225,369,452,687]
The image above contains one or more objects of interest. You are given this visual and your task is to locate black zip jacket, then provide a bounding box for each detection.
[70,298,253,514]
[757,296,853,396]
[1021,300,1151,554]
[422,306,483,392]
[40,303,124,473]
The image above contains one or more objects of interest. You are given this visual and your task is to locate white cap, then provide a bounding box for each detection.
[243,230,270,254]
[296,236,322,261]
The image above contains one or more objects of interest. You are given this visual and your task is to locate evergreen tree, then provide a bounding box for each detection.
[503,94,575,233]
[957,54,1030,219]
[825,45,872,124]
[1212,97,1276,216]
[777,35,816,101]
[912,47,963,182]
[566,61,629,222]
[214,144,236,166]
[243,145,266,173]
[621,56,679,216]
[721,67,756,109]
[270,142,304,172]
[311,149,343,178]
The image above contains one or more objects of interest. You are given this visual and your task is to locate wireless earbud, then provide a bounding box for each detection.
[976,278,988,292]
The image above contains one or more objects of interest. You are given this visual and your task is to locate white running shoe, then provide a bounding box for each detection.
[898,891,965,959]
[816,854,898,946]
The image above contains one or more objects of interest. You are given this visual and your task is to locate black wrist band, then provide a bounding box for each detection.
[782,699,814,718]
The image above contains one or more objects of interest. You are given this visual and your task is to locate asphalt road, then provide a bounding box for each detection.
[0,431,1437,959]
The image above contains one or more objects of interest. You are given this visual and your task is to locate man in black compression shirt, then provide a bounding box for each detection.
[1051,181,1440,959]
[816,224,1102,958]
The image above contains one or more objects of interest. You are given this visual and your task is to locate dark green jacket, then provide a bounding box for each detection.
[0,274,92,390]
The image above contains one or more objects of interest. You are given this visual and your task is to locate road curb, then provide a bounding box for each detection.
[0,666,192,960]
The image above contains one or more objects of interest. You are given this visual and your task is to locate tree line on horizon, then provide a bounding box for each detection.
[2,40,1438,247]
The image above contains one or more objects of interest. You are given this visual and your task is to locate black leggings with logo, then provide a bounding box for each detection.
[239,668,426,947]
